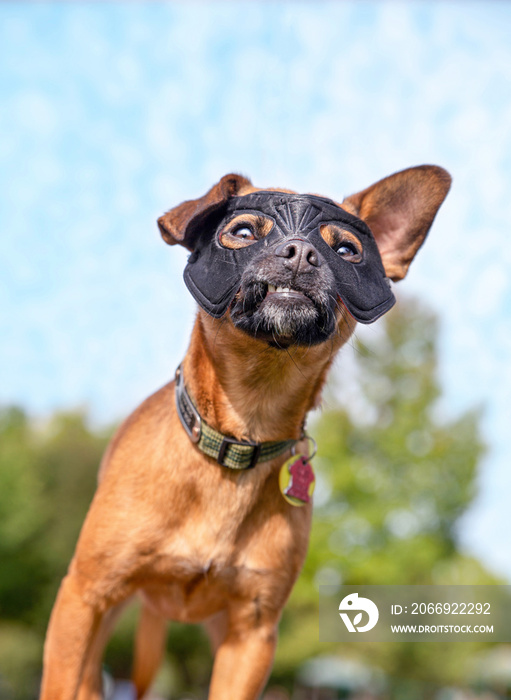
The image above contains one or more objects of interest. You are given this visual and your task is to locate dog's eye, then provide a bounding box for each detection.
[219,214,273,249]
[320,224,363,263]
[336,242,359,258]
[231,226,255,241]
[220,225,257,249]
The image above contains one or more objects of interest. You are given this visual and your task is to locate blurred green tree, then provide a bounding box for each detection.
[0,408,49,623]
[0,408,110,698]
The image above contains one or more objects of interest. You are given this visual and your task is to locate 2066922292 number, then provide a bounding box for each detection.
[411,602,491,615]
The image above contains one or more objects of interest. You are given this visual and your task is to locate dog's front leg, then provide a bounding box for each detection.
[208,608,279,700]
[40,572,105,700]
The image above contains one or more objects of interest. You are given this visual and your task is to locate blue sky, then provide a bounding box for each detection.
[2,2,511,578]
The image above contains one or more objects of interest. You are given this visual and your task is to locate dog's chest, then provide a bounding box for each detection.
[136,475,310,623]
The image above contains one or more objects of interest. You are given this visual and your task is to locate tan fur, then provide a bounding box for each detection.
[132,604,168,697]
[40,166,450,700]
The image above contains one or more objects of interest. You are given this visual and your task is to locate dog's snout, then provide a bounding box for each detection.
[274,238,321,272]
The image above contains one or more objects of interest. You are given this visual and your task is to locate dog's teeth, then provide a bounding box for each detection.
[267,284,293,294]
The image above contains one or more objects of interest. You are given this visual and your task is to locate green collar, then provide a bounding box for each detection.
[175,365,297,470]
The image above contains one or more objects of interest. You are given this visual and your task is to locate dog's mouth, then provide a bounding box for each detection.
[236,279,317,315]
[230,278,336,347]
[262,283,313,304]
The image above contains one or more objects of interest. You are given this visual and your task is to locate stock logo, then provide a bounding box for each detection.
[339,593,379,632]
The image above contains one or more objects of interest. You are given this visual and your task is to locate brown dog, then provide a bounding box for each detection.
[40,166,450,700]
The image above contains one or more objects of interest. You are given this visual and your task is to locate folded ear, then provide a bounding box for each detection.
[158,173,252,251]
[342,165,451,281]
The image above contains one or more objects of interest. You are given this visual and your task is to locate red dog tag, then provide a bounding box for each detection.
[279,454,315,506]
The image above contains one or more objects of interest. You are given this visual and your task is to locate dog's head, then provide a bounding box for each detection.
[158,167,451,347]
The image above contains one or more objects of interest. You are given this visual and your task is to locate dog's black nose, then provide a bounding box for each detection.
[274,238,321,272]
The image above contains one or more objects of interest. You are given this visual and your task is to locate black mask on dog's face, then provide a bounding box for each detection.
[183,191,395,324]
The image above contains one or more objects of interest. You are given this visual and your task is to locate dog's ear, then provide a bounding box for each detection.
[158,173,252,252]
[342,165,451,281]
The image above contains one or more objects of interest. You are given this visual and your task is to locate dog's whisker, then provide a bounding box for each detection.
[284,345,307,379]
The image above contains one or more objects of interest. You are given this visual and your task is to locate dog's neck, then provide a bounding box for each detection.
[181,311,355,444]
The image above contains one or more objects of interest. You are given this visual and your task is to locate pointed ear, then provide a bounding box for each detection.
[342,165,451,281]
[158,173,252,251]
